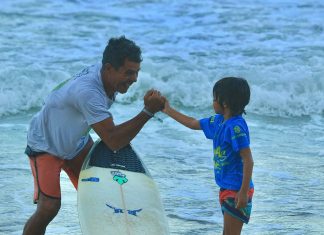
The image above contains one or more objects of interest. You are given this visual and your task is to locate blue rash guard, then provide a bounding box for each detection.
[200,114,254,190]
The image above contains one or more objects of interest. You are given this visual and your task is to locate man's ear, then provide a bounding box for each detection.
[103,63,114,72]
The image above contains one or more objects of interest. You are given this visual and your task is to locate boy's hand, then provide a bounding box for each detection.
[162,98,171,114]
[235,190,248,209]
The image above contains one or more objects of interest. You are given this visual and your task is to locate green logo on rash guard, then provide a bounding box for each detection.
[232,125,247,140]
[214,146,228,170]
[234,125,241,133]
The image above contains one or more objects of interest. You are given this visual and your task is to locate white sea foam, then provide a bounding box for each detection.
[0,64,70,117]
[1,56,323,118]
[119,59,324,118]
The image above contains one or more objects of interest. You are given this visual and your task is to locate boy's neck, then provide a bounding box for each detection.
[222,109,232,121]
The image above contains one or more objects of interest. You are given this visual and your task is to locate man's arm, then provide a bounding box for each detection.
[92,90,164,151]
[92,112,150,151]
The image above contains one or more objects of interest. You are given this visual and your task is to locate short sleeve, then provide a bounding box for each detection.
[75,89,112,125]
[199,115,218,139]
[228,123,250,152]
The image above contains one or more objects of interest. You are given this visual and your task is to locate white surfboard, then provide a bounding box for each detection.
[77,140,170,235]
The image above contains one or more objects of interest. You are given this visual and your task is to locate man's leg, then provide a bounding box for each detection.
[63,138,94,189]
[23,193,61,235]
[23,155,63,235]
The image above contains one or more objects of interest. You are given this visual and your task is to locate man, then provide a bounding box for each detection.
[23,36,165,235]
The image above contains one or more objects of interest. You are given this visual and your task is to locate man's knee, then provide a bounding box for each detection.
[36,194,61,220]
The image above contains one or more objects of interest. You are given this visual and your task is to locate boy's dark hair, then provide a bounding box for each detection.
[102,36,142,70]
[213,77,250,115]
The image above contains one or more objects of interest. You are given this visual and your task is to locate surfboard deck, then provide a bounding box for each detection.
[77,140,169,235]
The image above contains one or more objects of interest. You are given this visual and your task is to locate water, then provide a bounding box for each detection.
[1,0,324,234]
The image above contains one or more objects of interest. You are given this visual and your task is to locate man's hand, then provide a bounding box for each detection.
[144,89,165,114]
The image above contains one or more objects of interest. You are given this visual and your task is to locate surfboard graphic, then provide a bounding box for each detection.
[77,140,170,235]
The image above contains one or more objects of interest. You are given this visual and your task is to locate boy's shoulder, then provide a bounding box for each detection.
[228,115,246,124]
[209,114,223,124]
[225,115,248,130]
[226,116,249,135]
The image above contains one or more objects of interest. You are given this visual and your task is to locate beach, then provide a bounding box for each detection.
[1,0,324,234]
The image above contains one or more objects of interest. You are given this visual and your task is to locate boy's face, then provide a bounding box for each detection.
[213,95,223,114]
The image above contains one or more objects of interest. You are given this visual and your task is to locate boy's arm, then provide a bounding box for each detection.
[163,101,201,130]
[236,147,254,209]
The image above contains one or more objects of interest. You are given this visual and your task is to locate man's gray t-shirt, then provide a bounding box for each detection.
[27,63,115,159]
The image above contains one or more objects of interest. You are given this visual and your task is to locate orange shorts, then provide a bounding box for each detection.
[219,188,254,224]
[27,140,93,203]
[219,188,254,205]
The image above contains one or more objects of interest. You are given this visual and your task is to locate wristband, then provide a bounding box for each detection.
[142,108,163,123]
[142,107,154,118]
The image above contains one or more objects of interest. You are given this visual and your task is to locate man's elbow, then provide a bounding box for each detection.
[102,135,127,152]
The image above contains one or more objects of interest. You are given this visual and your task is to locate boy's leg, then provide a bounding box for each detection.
[23,154,63,235]
[223,212,243,235]
[219,189,254,235]
[62,138,94,189]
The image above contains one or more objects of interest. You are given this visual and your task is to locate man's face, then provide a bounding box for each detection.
[110,59,141,94]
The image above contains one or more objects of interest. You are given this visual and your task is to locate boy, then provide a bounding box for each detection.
[163,77,254,235]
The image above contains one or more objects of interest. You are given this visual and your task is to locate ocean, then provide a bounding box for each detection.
[1,0,324,234]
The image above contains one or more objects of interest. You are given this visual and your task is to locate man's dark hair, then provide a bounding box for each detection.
[102,36,142,69]
[213,77,250,115]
